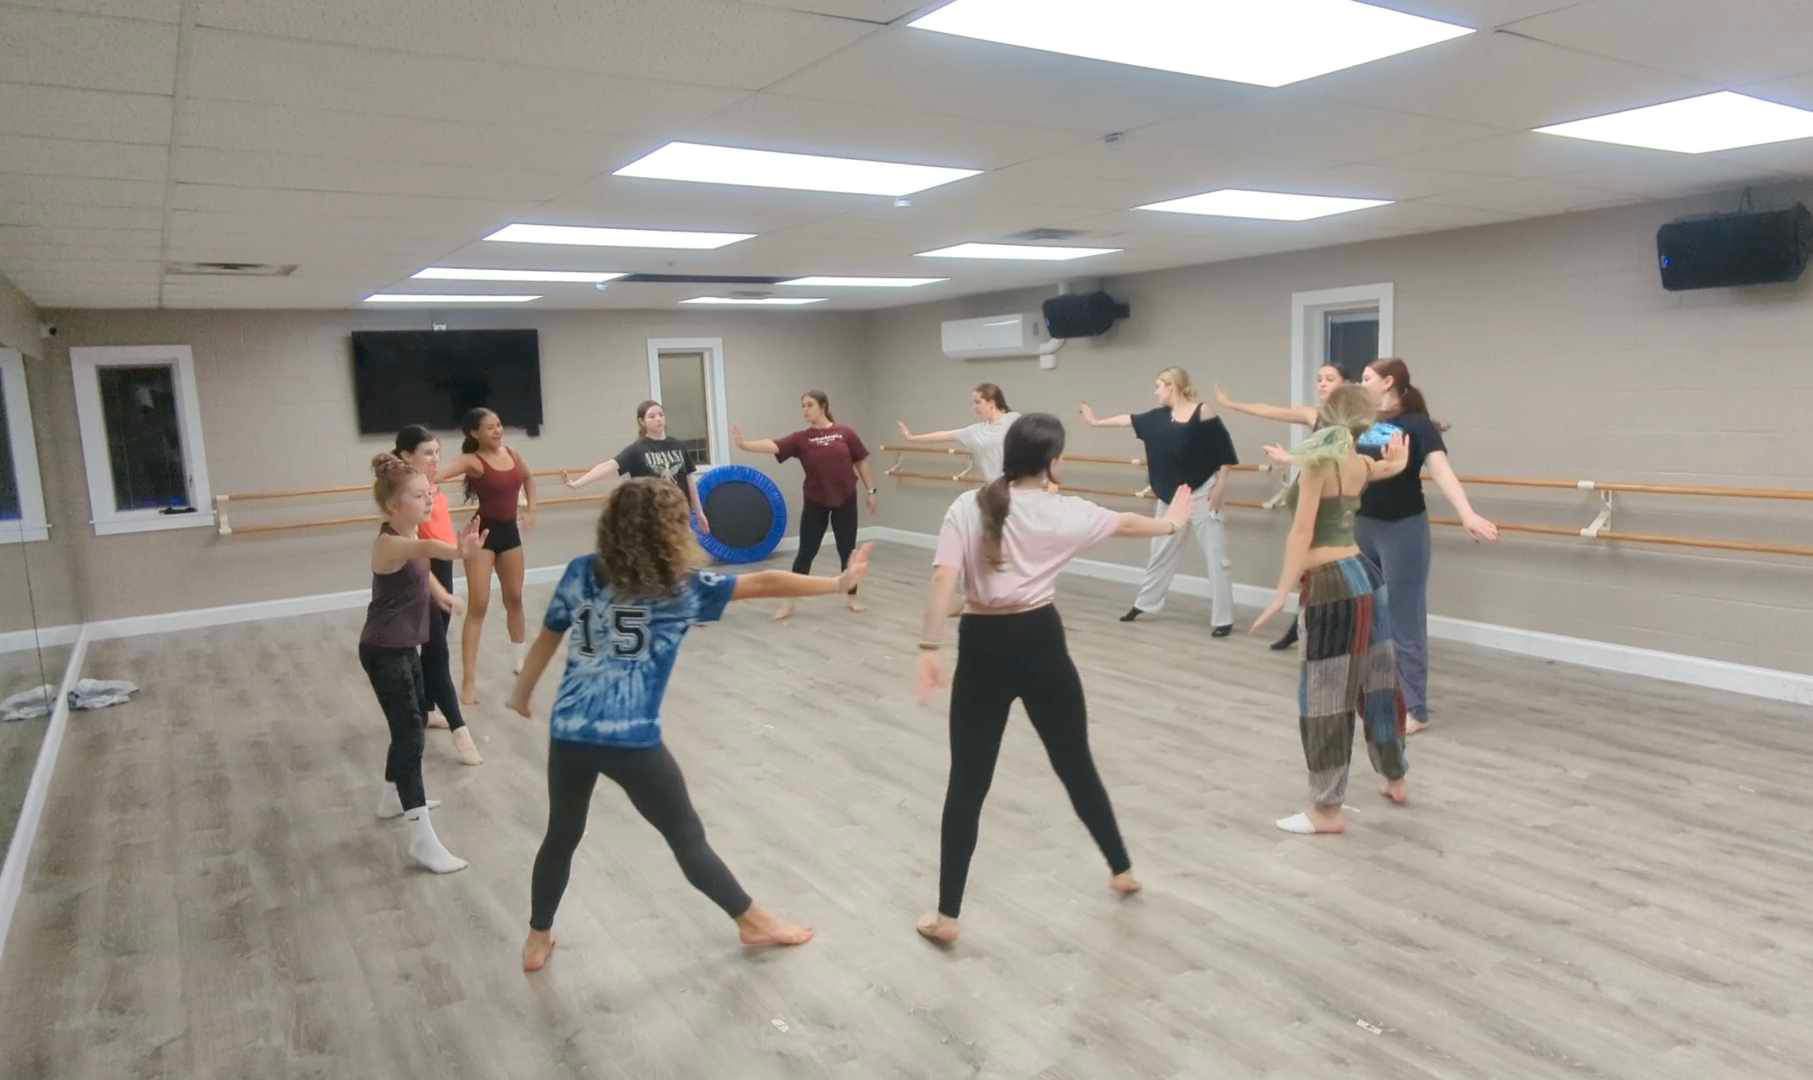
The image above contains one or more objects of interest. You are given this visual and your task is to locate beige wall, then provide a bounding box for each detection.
[870,184,1813,675]
[0,273,36,356]
[34,307,871,621]
[2,273,85,635]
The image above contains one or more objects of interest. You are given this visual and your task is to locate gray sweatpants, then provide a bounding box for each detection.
[1131,479,1234,628]
[1354,512,1432,723]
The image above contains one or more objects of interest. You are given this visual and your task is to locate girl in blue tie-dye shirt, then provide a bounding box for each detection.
[508,477,871,973]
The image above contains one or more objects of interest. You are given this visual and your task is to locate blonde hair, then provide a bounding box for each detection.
[370,452,420,511]
[1156,366,1197,401]
[595,478,706,599]
[1316,383,1377,438]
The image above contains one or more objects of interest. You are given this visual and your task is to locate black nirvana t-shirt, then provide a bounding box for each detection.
[1356,411,1446,521]
[613,437,695,487]
[1130,405,1239,502]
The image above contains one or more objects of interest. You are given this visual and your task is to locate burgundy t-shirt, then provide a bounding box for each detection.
[775,424,868,507]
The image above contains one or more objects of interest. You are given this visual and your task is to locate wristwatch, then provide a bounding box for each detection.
[867,487,878,495]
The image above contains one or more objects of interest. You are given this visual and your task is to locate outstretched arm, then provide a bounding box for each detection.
[1113,484,1193,538]
[506,627,564,718]
[730,424,780,455]
[1215,385,1317,427]
[436,455,475,484]
[564,459,622,490]
[897,419,964,443]
[1425,451,1499,541]
[730,543,872,600]
[687,471,709,535]
[1077,401,1133,428]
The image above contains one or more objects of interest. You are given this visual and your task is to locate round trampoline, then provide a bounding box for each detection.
[695,465,787,563]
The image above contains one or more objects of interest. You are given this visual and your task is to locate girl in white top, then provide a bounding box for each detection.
[912,412,1191,946]
[897,382,1021,481]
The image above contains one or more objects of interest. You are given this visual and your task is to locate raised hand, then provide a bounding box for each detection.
[1384,433,1409,466]
[1077,401,1098,425]
[1215,384,1233,407]
[1164,483,1193,529]
[1263,443,1292,468]
[838,542,875,594]
[459,515,487,558]
[897,419,912,438]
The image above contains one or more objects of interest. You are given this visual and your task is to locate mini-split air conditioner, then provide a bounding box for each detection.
[940,312,1054,360]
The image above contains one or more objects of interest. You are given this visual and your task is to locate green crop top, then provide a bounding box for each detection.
[1285,465,1363,548]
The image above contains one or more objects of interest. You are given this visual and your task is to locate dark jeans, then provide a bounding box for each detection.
[416,559,466,731]
[360,643,426,811]
[792,497,858,590]
[939,604,1130,918]
[529,740,752,932]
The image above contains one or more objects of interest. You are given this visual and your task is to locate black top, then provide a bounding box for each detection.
[614,437,695,488]
[1356,411,1446,521]
[1130,405,1239,502]
[360,525,431,648]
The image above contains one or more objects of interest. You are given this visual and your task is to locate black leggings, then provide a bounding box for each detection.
[792,497,858,590]
[939,604,1130,918]
[530,740,752,932]
[360,644,426,811]
[416,559,466,731]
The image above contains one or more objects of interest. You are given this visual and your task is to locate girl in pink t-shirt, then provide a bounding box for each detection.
[911,412,1192,946]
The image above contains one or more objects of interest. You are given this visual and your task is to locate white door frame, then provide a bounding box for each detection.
[1289,283,1393,443]
[645,337,727,468]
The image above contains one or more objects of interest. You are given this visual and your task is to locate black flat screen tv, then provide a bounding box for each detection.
[351,329,543,435]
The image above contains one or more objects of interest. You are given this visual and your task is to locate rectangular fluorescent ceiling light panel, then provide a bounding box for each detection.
[1138,189,1392,220]
[680,296,828,305]
[1534,91,1813,154]
[778,276,947,287]
[485,224,753,249]
[909,0,1473,88]
[413,268,628,283]
[365,294,540,303]
[615,141,980,197]
[916,243,1119,261]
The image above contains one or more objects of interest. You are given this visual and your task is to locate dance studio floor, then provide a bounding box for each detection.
[2,543,1808,1079]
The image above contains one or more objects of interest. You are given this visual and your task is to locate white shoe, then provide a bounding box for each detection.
[405,807,468,874]
[377,782,440,820]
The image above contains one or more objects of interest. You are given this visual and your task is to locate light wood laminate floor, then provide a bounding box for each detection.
[1,544,1808,1079]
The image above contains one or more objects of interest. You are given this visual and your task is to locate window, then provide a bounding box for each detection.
[646,338,728,470]
[1325,310,1379,383]
[1290,283,1394,441]
[70,345,214,536]
[0,349,50,543]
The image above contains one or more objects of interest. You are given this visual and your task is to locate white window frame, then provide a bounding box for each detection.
[0,349,50,544]
[645,337,728,470]
[1289,282,1394,444]
[69,344,215,536]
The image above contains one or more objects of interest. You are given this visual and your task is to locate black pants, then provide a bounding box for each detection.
[416,559,466,731]
[360,643,426,811]
[530,740,752,932]
[792,497,858,590]
[939,604,1130,918]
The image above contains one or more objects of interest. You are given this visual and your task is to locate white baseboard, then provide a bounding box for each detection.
[0,624,89,964]
[864,526,1812,706]
[0,623,82,655]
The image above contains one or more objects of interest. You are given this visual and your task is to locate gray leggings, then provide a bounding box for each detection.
[1354,512,1431,723]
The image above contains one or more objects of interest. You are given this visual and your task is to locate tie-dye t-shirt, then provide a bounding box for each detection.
[541,556,736,748]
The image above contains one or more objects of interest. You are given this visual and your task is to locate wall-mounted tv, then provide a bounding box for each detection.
[351,329,543,435]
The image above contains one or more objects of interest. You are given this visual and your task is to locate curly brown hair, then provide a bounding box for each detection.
[370,451,419,510]
[595,477,705,599]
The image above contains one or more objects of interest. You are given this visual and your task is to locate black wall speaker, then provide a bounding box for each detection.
[1656,204,1811,291]
[1043,291,1130,338]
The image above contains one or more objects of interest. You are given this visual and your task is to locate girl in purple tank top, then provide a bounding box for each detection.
[362,452,484,875]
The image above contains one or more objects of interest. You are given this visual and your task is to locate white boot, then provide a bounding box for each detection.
[405,807,468,874]
[377,782,440,820]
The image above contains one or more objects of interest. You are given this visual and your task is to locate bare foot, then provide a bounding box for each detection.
[771,602,795,623]
[915,912,960,945]
[452,726,483,766]
[1379,778,1407,804]
[1405,717,1429,736]
[1110,871,1142,896]
[736,904,813,947]
[846,597,867,614]
[522,930,556,972]
[460,684,480,706]
[426,712,450,730]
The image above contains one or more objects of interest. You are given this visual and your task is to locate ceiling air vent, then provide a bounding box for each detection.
[165,261,298,277]
[997,227,1089,243]
[618,273,786,285]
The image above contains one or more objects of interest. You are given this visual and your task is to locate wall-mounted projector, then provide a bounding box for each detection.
[940,312,1054,360]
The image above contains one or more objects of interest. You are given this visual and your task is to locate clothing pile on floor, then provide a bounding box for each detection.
[0,678,140,722]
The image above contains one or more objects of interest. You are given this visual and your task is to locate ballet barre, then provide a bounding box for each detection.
[880,443,1264,482]
[885,468,1271,512]
[214,469,596,537]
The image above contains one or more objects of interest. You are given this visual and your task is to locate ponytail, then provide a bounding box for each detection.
[978,476,1012,571]
[804,388,834,423]
[1366,358,1446,431]
[976,412,1066,574]
[458,406,496,503]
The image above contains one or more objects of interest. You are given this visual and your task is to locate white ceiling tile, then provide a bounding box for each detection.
[1420,176,1640,214]
[0,1,182,20]
[673,93,1093,171]
[0,85,172,143]
[177,99,653,176]
[1707,137,1813,176]
[739,0,924,20]
[169,184,513,224]
[538,176,853,233]
[0,203,163,229]
[189,0,875,90]
[768,27,1265,133]
[0,236,163,260]
[1380,132,1793,198]
[171,146,577,201]
[1514,0,1813,85]
[1367,2,1601,29]
[0,174,166,207]
[1746,70,1813,109]
[183,30,745,133]
[0,135,168,181]
[1280,26,1709,129]
[0,7,178,94]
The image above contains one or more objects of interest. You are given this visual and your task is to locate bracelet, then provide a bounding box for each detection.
[917,641,943,651]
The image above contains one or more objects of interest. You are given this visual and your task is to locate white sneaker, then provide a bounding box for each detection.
[376,782,440,820]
